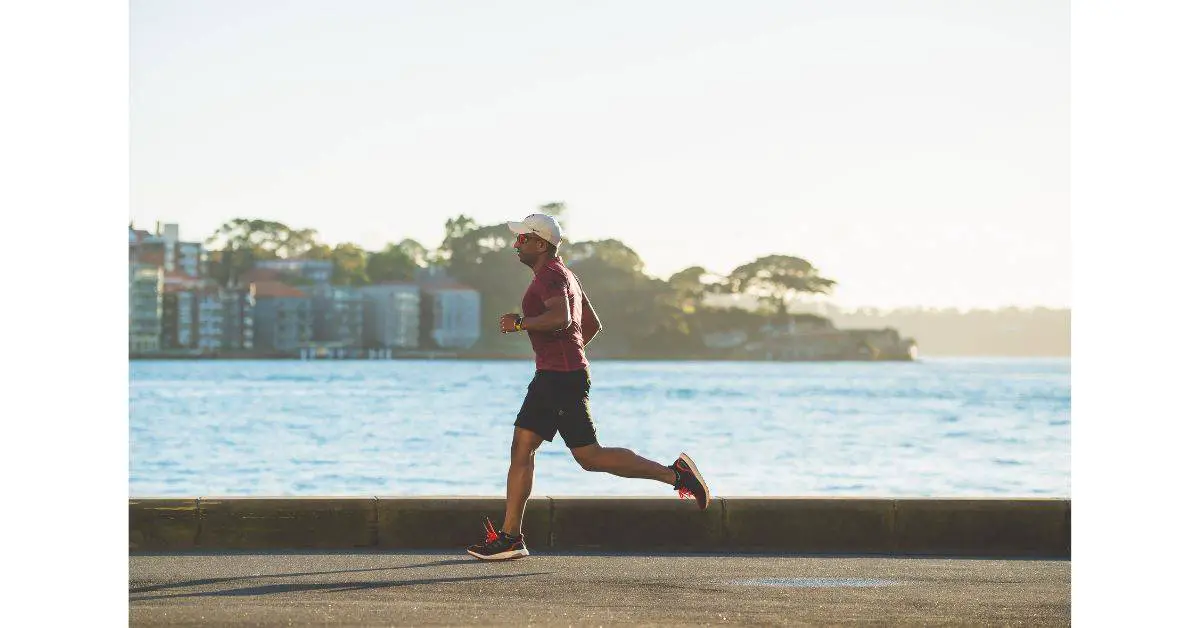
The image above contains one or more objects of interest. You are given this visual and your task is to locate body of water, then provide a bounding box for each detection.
[129,358,1070,498]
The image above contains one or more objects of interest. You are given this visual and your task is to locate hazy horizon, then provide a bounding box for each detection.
[131,0,1069,310]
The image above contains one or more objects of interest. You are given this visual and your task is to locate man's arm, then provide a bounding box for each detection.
[514,291,571,332]
[580,291,602,345]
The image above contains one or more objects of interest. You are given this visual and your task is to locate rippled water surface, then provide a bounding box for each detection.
[129,358,1070,497]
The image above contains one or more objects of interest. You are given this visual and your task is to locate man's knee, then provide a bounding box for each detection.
[510,427,542,463]
[511,444,539,466]
[571,445,605,472]
[511,442,537,464]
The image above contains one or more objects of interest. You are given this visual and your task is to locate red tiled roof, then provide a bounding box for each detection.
[252,280,309,298]
[130,229,152,245]
[136,250,165,266]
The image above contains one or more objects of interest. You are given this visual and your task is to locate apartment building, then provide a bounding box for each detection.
[421,284,481,350]
[252,281,314,352]
[358,283,422,349]
[129,263,163,353]
[307,284,365,347]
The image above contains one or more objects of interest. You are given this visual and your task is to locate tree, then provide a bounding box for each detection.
[434,215,479,266]
[564,239,697,356]
[204,218,324,284]
[437,220,533,352]
[206,244,258,286]
[668,266,726,313]
[561,239,645,274]
[276,227,321,259]
[726,255,837,315]
[444,223,514,274]
[394,238,431,268]
[458,247,535,352]
[205,219,321,259]
[366,243,421,283]
[328,243,370,285]
[303,243,333,260]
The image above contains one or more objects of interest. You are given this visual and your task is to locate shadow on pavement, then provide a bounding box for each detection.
[131,571,550,601]
[131,558,479,594]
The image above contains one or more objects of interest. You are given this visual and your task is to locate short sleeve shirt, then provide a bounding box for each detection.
[522,257,588,372]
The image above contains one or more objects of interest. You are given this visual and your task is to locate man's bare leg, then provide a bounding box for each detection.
[502,427,544,537]
[570,444,676,484]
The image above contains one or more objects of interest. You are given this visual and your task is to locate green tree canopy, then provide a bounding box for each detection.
[366,242,422,283]
[205,219,321,259]
[561,239,645,274]
[727,254,837,315]
[393,238,431,269]
[565,239,697,356]
[434,215,479,266]
[204,218,323,285]
[328,243,370,286]
[192,212,850,356]
[434,219,534,351]
[443,223,514,274]
[667,265,726,313]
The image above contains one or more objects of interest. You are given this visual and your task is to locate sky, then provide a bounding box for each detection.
[130,0,1069,310]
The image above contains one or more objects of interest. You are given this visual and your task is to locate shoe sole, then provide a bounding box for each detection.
[466,547,530,561]
[678,452,711,510]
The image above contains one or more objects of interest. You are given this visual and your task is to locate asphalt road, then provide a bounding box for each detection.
[130,550,1070,626]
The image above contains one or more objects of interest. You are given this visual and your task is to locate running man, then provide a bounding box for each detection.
[467,212,711,561]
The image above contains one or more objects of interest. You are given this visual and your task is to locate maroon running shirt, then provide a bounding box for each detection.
[521,257,589,372]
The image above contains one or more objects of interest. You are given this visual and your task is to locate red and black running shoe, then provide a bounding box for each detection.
[672,452,711,510]
[466,517,530,561]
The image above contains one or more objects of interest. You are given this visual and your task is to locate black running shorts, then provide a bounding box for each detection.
[514,368,598,448]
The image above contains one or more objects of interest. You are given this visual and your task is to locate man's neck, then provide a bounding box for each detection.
[530,255,557,275]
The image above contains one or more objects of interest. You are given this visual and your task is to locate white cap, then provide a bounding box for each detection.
[507,213,563,246]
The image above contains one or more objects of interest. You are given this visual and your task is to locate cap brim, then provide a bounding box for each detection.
[507,221,533,235]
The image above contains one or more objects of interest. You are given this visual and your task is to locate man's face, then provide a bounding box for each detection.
[513,232,546,268]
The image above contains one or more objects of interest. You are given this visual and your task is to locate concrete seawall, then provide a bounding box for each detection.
[129,497,1069,558]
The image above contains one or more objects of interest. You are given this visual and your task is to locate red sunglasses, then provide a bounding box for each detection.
[514,233,541,246]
